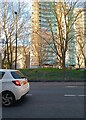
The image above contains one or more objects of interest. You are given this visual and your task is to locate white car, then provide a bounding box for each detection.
[0,69,30,106]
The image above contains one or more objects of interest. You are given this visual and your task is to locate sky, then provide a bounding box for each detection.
[0,0,86,2]
[0,0,86,8]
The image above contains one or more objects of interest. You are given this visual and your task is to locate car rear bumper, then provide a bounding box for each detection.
[14,83,30,100]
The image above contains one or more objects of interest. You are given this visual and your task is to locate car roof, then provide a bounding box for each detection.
[0,69,18,72]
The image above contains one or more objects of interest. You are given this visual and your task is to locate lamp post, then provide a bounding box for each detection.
[15,12,17,69]
[0,39,5,68]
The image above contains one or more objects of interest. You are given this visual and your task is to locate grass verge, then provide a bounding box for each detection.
[19,68,86,82]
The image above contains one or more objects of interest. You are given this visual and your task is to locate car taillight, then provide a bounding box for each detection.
[12,80,21,86]
[23,80,28,85]
[26,79,28,83]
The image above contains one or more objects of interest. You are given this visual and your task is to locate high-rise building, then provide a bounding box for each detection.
[38,2,57,65]
[65,9,76,67]
[74,5,86,68]
[30,0,39,68]
[31,0,86,68]
[30,1,57,68]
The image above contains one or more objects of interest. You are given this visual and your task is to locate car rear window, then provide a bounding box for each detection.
[0,72,5,79]
[11,71,25,79]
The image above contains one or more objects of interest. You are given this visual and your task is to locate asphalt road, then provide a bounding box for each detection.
[2,82,86,119]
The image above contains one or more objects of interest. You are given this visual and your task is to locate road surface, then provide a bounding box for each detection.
[2,82,86,119]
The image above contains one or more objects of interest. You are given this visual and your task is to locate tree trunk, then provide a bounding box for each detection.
[2,49,6,68]
[85,58,86,68]
[62,52,66,69]
[62,53,66,80]
[6,37,10,68]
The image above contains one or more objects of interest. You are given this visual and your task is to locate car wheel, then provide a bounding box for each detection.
[2,91,15,107]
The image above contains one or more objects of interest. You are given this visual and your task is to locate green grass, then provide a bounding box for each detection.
[19,68,86,82]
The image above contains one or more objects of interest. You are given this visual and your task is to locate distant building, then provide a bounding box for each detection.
[74,7,86,68]
[1,45,30,69]
[12,46,30,69]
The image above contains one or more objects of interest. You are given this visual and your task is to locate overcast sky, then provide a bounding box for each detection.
[0,0,86,2]
[0,0,86,8]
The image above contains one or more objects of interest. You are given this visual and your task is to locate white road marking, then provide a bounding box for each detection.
[27,94,32,96]
[64,94,76,97]
[78,95,86,97]
[66,86,77,88]
[64,94,86,97]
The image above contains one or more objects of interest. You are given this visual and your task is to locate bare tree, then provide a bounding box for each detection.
[34,1,83,69]
[75,7,86,68]
[0,1,30,69]
[30,29,49,67]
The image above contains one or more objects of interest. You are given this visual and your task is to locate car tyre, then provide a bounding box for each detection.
[2,91,15,107]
